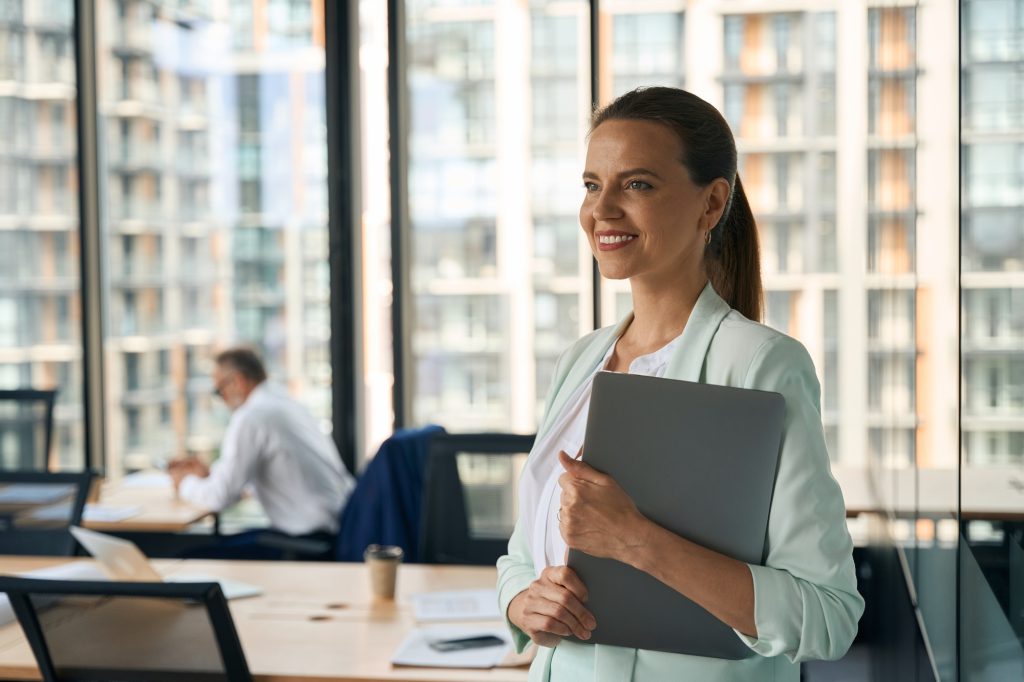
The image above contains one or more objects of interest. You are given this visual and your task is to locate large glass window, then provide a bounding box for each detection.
[94,0,330,474]
[404,0,591,433]
[0,0,84,470]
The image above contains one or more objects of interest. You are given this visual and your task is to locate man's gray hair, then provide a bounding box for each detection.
[214,347,267,383]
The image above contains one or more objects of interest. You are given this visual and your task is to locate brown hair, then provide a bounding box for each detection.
[590,87,763,321]
[214,346,268,384]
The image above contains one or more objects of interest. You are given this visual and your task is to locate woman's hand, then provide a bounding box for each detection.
[507,566,596,647]
[558,450,651,562]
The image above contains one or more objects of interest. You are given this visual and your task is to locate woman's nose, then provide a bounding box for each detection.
[591,189,623,221]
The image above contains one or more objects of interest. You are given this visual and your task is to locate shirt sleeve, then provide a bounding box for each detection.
[731,334,865,662]
[179,413,265,512]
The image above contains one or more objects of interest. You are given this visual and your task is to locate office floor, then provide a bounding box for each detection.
[803,644,870,681]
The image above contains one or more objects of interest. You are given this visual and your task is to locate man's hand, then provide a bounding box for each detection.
[167,458,209,491]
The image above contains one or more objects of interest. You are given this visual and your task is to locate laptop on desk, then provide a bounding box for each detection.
[69,526,262,600]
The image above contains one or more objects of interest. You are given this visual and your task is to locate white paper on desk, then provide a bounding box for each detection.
[0,484,75,505]
[391,625,511,668]
[28,503,142,523]
[0,563,109,627]
[83,504,142,523]
[411,588,501,622]
[117,472,172,489]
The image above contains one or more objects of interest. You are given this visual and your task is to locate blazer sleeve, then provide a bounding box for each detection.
[497,516,539,653]
[733,334,865,662]
[495,334,589,654]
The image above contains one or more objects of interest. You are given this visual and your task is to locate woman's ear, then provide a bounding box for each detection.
[704,178,731,229]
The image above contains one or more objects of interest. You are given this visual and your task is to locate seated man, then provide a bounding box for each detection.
[169,347,355,559]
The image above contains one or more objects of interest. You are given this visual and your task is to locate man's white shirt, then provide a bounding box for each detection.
[179,382,355,536]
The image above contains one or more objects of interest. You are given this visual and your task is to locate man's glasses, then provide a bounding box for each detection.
[212,373,235,398]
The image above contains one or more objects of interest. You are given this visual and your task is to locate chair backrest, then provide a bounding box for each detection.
[0,471,93,556]
[0,576,251,682]
[0,390,57,471]
[420,433,535,565]
[334,424,445,562]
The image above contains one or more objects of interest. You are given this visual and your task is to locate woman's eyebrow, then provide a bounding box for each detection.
[582,167,664,181]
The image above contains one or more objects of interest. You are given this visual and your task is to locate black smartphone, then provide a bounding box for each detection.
[427,635,506,652]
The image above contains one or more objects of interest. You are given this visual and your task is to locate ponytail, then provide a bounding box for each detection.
[706,174,763,322]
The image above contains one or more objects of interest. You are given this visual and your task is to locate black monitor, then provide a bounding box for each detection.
[0,576,251,682]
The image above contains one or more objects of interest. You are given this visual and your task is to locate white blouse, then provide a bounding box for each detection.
[522,332,685,575]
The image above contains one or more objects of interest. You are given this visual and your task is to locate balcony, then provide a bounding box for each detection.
[234,285,286,306]
[113,311,166,338]
[176,151,210,177]
[106,197,165,225]
[31,59,75,86]
[965,176,1024,208]
[108,257,165,288]
[121,382,176,407]
[111,23,155,60]
[964,103,1024,135]
[109,79,161,115]
[966,31,1024,63]
[106,143,163,174]
[24,1,73,32]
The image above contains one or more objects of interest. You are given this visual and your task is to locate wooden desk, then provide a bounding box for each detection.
[0,559,529,682]
[84,475,213,533]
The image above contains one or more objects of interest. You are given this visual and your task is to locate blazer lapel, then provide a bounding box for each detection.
[663,281,733,383]
[539,314,632,436]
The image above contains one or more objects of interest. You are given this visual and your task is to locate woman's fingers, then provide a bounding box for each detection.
[536,578,596,636]
[528,590,592,640]
[545,565,590,607]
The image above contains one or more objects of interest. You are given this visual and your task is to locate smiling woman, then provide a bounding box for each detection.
[497,87,863,682]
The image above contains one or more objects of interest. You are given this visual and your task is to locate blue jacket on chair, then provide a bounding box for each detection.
[334,424,445,562]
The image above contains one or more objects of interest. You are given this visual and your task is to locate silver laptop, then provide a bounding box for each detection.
[566,371,785,659]
[69,526,262,600]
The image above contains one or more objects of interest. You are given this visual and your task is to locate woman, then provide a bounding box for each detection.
[497,87,863,681]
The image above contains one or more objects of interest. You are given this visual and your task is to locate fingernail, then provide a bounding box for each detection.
[581,631,591,640]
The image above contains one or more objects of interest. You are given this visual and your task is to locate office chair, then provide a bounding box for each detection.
[257,424,447,562]
[420,432,535,565]
[0,471,93,556]
[0,576,252,682]
[0,389,57,471]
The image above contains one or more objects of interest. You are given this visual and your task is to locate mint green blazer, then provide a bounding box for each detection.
[497,282,864,681]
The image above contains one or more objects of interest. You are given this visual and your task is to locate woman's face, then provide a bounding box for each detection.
[579,119,725,286]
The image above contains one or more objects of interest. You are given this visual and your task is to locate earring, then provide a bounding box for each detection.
[704,230,712,245]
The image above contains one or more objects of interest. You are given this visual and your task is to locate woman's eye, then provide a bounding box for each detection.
[583,182,600,192]
[627,180,652,190]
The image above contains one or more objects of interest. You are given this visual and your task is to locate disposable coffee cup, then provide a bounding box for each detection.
[364,544,403,600]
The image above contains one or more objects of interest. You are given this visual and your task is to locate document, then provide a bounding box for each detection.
[0,563,109,627]
[0,484,75,505]
[411,588,500,622]
[83,504,142,523]
[117,472,172,489]
[29,503,142,523]
[391,626,512,668]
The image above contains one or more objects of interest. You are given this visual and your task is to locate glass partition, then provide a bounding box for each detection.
[960,0,1024,677]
